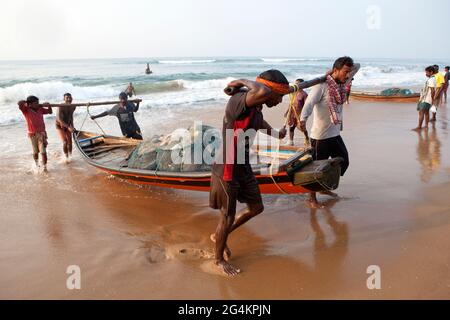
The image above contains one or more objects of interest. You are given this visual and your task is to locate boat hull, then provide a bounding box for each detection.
[350,92,420,103]
[74,131,315,194]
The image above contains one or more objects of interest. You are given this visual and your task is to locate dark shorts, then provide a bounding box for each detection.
[311,135,349,176]
[417,102,431,111]
[209,165,262,214]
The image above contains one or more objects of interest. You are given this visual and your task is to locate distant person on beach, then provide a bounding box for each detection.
[209,70,290,276]
[55,93,76,162]
[413,66,436,131]
[18,96,53,171]
[431,65,444,121]
[345,77,354,104]
[299,56,360,208]
[90,92,143,140]
[443,66,449,104]
[145,63,152,75]
[125,82,136,98]
[286,79,308,146]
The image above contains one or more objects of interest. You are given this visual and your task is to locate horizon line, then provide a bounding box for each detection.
[0,55,449,63]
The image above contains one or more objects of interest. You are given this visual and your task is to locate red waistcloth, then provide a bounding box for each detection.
[223,109,256,181]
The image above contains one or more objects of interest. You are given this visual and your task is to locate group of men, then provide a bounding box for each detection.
[414,65,449,131]
[209,56,359,275]
[18,56,359,276]
[18,92,143,171]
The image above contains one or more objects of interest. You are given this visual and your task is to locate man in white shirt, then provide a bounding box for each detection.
[299,56,360,208]
[413,66,436,131]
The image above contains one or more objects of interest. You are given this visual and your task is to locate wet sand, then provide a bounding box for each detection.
[1,99,450,299]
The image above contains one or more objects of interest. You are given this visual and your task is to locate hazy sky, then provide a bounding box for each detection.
[1,0,448,60]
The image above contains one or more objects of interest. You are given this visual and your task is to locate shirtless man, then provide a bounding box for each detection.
[55,93,76,161]
[209,70,292,276]
[125,82,136,98]
[286,79,308,146]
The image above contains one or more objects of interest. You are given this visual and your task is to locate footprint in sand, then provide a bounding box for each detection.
[137,241,214,264]
[165,243,214,261]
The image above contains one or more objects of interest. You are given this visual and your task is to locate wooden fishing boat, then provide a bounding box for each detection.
[74,131,342,194]
[350,90,420,102]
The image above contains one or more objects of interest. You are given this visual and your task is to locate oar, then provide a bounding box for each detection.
[37,99,142,108]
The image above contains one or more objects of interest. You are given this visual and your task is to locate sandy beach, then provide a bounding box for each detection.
[1,97,449,300]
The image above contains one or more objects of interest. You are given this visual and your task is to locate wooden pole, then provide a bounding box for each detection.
[38,99,142,108]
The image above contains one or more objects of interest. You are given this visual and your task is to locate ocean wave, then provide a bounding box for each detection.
[0,77,235,127]
[158,59,216,64]
[134,77,235,94]
[261,58,327,63]
[0,81,118,104]
[354,66,424,87]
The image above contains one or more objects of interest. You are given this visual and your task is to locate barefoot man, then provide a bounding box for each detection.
[299,56,360,208]
[209,70,290,276]
[55,93,76,161]
[18,96,53,172]
[90,92,143,140]
[413,66,436,131]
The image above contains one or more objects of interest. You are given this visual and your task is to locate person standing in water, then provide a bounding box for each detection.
[90,92,143,139]
[55,93,76,162]
[125,82,136,98]
[145,63,152,75]
[299,56,360,208]
[18,96,53,171]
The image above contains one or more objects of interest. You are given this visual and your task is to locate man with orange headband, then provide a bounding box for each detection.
[209,69,290,276]
[299,56,360,208]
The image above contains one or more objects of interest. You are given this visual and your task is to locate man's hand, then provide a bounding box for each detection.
[278,127,287,139]
[298,120,307,132]
[224,80,246,96]
[42,102,51,108]
[18,100,27,108]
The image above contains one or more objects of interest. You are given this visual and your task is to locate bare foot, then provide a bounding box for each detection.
[210,234,231,261]
[411,127,422,132]
[215,260,241,276]
[319,190,338,198]
[307,199,324,209]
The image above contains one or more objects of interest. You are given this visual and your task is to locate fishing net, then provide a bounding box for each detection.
[380,88,413,96]
[127,124,221,172]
